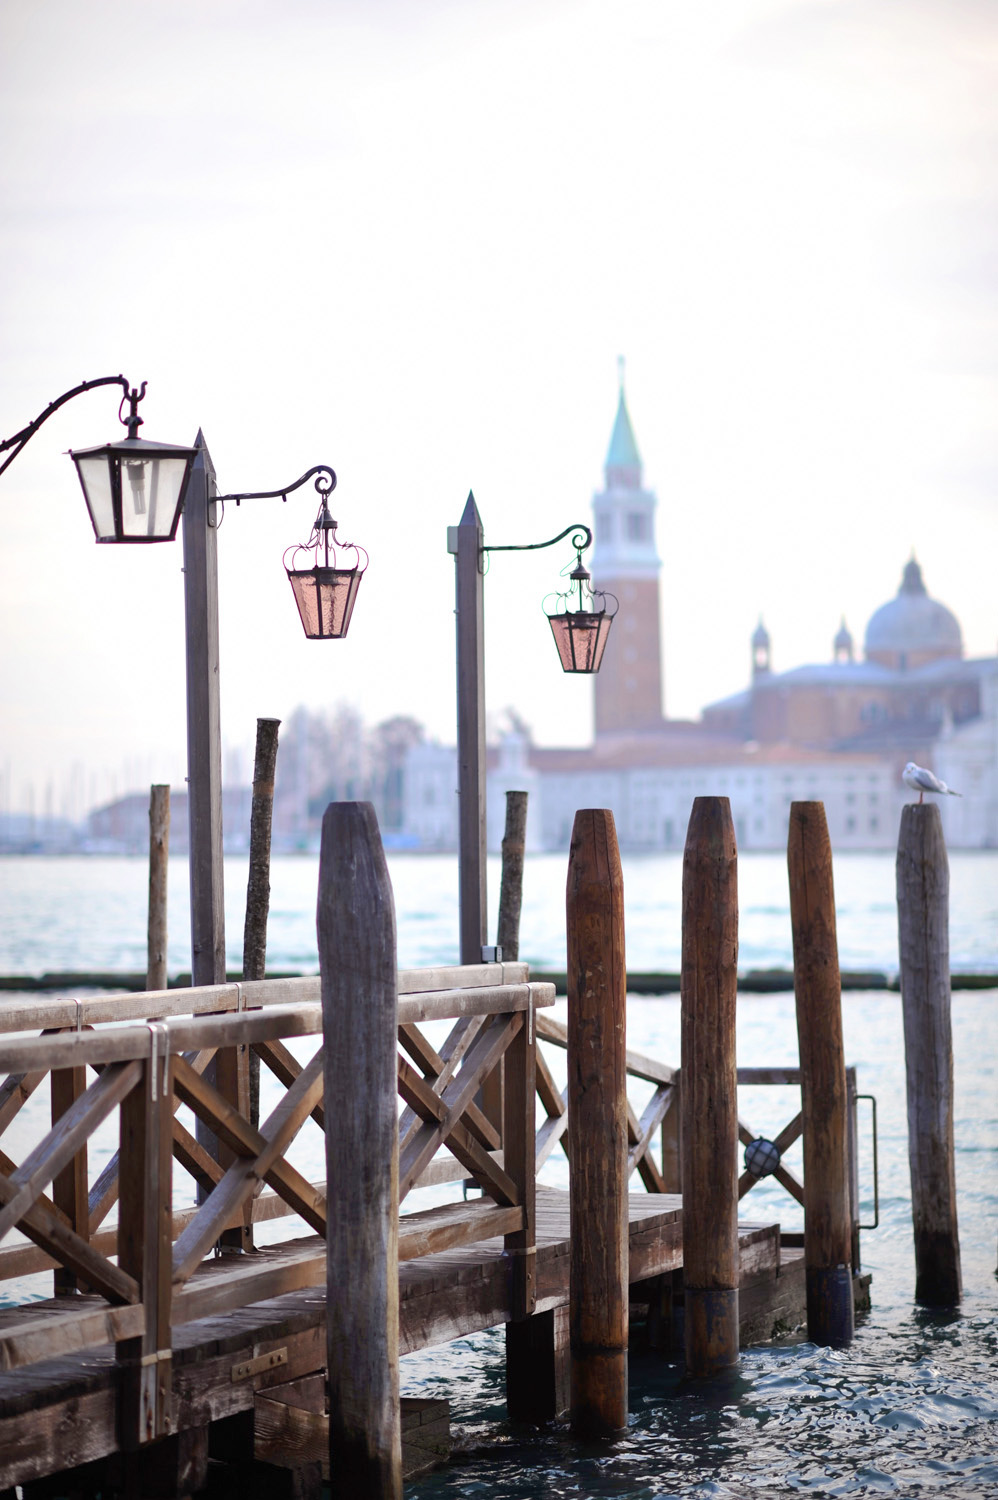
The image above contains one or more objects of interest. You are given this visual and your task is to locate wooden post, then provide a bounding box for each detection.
[681,796,739,1376]
[787,801,854,1346]
[497,789,528,961]
[318,802,401,1499]
[147,784,170,993]
[184,435,234,1188]
[243,717,280,1130]
[182,434,226,990]
[117,1045,174,1448]
[502,965,542,1422]
[566,808,628,1438]
[450,493,487,966]
[242,717,281,982]
[50,1057,89,1296]
[660,1078,681,1194]
[896,804,962,1306]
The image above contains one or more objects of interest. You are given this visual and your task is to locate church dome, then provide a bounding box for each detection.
[864,558,962,668]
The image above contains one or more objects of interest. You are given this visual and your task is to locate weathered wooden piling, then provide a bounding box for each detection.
[497,789,528,961]
[242,718,281,983]
[566,809,628,1439]
[787,801,854,1346]
[318,803,401,1499]
[896,804,962,1307]
[243,717,280,1128]
[681,796,739,1376]
[146,784,170,993]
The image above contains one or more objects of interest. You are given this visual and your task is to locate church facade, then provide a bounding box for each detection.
[404,385,998,851]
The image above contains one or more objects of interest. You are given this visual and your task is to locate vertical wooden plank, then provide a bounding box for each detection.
[318,802,401,1500]
[502,1007,536,1320]
[566,808,628,1439]
[50,1057,89,1296]
[497,789,528,961]
[502,980,538,1417]
[453,493,487,967]
[117,1048,174,1448]
[660,1080,681,1194]
[787,801,854,1347]
[147,784,170,993]
[506,1306,569,1424]
[896,803,961,1306]
[846,1066,861,1273]
[681,796,739,1376]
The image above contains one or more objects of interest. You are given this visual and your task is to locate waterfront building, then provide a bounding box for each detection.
[403,380,998,851]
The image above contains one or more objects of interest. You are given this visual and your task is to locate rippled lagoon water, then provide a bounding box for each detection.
[0,852,995,1497]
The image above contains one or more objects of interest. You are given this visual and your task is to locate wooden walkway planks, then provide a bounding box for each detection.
[0,1187,782,1490]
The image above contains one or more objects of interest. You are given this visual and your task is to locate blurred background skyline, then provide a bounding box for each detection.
[2,0,996,821]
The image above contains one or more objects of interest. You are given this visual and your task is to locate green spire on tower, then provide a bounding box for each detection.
[605,358,641,476]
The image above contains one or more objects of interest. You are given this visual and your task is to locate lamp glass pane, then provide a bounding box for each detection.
[548,611,612,673]
[74,454,117,540]
[288,567,362,639]
[118,455,190,539]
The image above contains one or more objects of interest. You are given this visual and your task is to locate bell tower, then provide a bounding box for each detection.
[591,367,664,736]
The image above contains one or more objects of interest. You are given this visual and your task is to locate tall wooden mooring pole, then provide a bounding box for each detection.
[681,796,739,1376]
[788,801,854,1346]
[896,803,962,1307]
[567,808,629,1438]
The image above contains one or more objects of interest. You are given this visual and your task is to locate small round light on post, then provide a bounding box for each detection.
[284,469,368,639]
[69,383,196,543]
[544,547,617,674]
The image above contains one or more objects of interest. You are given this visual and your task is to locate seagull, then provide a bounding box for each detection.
[902,762,962,804]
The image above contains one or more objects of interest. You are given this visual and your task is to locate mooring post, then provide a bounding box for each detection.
[566,808,628,1439]
[243,716,281,1129]
[896,803,962,1307]
[318,802,401,1499]
[497,789,528,961]
[787,801,854,1346]
[681,796,739,1376]
[146,784,170,993]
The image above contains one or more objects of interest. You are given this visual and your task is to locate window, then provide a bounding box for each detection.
[627,512,650,542]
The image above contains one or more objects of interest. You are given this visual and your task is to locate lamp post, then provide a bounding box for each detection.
[1,378,365,990]
[448,491,615,964]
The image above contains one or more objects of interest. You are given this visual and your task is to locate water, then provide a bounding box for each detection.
[1,849,996,977]
[0,852,995,1497]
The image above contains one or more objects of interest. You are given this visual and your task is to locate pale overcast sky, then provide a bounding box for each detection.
[1,0,995,817]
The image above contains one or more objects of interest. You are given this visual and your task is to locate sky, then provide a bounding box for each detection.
[1,0,996,820]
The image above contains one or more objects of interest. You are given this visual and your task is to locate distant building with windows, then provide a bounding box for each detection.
[403,379,998,851]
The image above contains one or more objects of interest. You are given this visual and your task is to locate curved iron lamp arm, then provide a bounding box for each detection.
[218,465,337,506]
[484,522,592,555]
[0,374,138,481]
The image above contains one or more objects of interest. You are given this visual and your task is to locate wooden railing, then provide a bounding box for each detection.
[0,962,554,1443]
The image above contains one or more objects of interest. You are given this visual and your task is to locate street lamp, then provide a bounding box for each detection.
[0,377,362,989]
[0,375,196,541]
[449,493,617,965]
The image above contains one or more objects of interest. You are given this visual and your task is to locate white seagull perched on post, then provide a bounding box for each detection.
[902,762,962,804]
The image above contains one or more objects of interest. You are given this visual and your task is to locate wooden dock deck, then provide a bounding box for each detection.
[0,1187,799,1493]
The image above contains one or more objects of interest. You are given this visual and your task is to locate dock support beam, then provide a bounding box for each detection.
[319,803,402,1499]
[897,804,961,1307]
[681,797,739,1376]
[566,809,628,1439]
[788,801,854,1346]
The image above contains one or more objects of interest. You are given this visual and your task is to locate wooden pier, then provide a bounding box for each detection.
[0,799,871,1497]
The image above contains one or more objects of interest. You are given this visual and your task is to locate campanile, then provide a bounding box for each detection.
[591,375,664,736]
